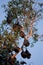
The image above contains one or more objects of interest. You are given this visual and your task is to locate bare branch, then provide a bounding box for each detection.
[25,16,36,40]
[11,48,22,59]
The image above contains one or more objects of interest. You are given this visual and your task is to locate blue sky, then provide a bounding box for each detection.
[0,0,43,65]
[0,0,9,24]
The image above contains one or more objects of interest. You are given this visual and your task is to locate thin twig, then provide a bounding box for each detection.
[38,34,43,38]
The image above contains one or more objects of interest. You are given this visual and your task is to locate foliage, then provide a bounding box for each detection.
[0,0,43,65]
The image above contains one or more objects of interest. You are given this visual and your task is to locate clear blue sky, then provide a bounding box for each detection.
[0,0,43,65]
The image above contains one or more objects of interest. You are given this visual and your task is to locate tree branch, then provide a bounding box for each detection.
[25,16,36,40]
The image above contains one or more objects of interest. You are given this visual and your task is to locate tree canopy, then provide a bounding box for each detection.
[0,0,43,65]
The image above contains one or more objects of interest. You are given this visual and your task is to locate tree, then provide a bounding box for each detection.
[0,0,43,65]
